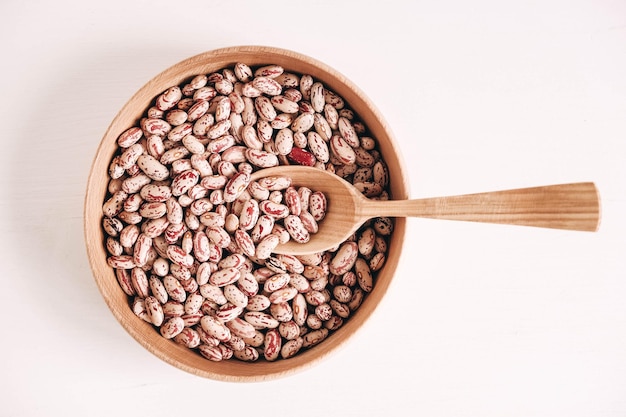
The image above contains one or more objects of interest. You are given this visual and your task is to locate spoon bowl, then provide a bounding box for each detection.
[251,166,601,256]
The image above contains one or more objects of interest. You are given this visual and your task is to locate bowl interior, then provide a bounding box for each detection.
[84,45,409,381]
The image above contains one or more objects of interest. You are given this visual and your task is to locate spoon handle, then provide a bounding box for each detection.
[364,182,600,231]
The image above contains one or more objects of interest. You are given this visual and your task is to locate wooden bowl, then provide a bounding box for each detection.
[84,45,409,381]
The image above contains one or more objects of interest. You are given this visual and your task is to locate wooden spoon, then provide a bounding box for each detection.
[250,166,600,256]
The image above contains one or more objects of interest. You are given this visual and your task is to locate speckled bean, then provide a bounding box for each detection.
[144,296,164,326]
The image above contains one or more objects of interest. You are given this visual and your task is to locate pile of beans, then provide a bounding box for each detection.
[102,62,393,361]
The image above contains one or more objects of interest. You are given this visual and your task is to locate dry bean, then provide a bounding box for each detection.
[270,302,293,322]
[271,96,299,114]
[238,199,259,230]
[215,303,244,322]
[254,65,284,78]
[144,296,164,326]
[103,191,128,218]
[184,293,204,315]
[245,149,279,168]
[142,217,169,238]
[348,288,365,311]
[174,327,201,348]
[119,224,139,248]
[148,276,168,304]
[278,321,300,340]
[307,131,329,163]
[324,89,344,109]
[108,255,135,270]
[199,283,227,305]
[284,215,309,243]
[330,134,356,165]
[313,113,332,141]
[271,113,293,129]
[302,328,329,348]
[131,297,151,323]
[200,315,231,342]
[269,286,298,304]
[214,78,233,95]
[162,300,184,318]
[224,284,248,308]
[209,267,240,287]
[233,346,259,362]
[324,315,344,331]
[304,290,327,307]
[373,217,394,236]
[264,328,282,361]
[250,215,274,243]
[244,312,279,329]
[291,293,308,327]
[254,96,277,121]
[241,125,263,150]
[163,275,186,302]
[280,337,304,359]
[262,272,289,293]
[275,73,299,88]
[306,314,323,330]
[223,335,245,352]
[278,255,304,274]
[117,127,143,148]
[198,344,223,361]
[167,123,193,143]
[299,211,318,234]
[113,268,134,296]
[217,253,246,270]
[178,312,199,327]
[247,294,271,312]
[291,112,314,133]
[309,82,325,113]
[106,237,123,256]
[369,252,386,272]
[332,285,353,303]
[329,242,359,275]
[255,234,280,260]
[259,200,289,219]
[234,63,253,82]
[179,277,197,293]
[237,272,259,297]
[354,182,383,198]
[171,170,200,196]
[234,229,256,257]
[226,317,257,339]
[223,171,250,202]
[122,174,152,195]
[221,146,248,164]
[315,303,333,321]
[123,193,143,213]
[156,86,182,111]
[130,268,150,298]
[252,76,282,96]
[272,225,289,244]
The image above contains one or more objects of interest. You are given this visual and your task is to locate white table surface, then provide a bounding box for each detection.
[2,1,626,416]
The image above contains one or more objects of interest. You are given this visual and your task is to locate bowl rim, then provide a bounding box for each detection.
[84,45,409,382]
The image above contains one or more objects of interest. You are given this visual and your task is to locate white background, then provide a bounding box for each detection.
[1,0,626,416]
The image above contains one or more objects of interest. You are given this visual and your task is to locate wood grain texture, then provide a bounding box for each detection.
[252,167,600,256]
[84,46,409,382]
[390,182,600,231]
